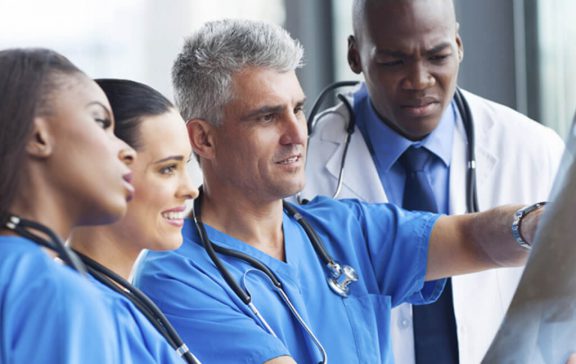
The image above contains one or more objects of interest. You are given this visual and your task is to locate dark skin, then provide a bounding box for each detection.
[348,0,463,140]
[348,2,576,363]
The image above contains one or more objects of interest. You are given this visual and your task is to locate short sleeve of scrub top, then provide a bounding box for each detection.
[298,196,445,306]
[134,196,444,364]
[0,236,121,364]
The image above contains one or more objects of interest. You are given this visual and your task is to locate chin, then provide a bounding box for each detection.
[83,202,127,227]
[152,236,183,251]
[278,182,305,199]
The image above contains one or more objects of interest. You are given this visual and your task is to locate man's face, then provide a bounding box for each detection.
[349,0,462,140]
[208,67,307,202]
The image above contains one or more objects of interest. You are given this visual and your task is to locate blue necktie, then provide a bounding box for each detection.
[400,146,459,364]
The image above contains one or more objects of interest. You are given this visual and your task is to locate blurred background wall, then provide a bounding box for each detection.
[2,0,574,181]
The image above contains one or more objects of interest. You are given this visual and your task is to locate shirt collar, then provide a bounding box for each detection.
[354,84,456,171]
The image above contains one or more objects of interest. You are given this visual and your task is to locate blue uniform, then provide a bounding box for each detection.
[91,277,183,363]
[0,236,120,363]
[134,197,444,363]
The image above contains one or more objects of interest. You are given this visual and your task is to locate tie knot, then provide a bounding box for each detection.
[399,146,432,172]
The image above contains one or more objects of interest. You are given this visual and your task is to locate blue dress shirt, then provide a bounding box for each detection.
[353,84,457,214]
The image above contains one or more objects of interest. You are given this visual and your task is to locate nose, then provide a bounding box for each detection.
[117,139,136,166]
[279,111,307,146]
[401,61,435,91]
[178,168,199,201]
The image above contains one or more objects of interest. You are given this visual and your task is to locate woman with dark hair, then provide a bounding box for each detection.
[69,79,201,364]
[0,49,136,362]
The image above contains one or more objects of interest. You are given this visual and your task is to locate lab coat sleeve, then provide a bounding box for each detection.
[134,250,292,364]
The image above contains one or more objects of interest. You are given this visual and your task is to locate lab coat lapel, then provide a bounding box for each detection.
[474,116,498,211]
[448,100,498,214]
[324,126,388,202]
[449,118,468,215]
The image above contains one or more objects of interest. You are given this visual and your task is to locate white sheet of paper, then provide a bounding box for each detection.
[483,119,576,363]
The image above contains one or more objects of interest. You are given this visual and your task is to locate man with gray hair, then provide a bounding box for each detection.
[134,18,544,363]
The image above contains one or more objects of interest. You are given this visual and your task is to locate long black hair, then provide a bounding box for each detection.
[95,79,174,151]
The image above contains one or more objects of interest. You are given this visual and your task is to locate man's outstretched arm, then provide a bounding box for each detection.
[426,203,544,281]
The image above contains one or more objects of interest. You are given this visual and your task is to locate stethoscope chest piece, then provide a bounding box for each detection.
[327,263,358,297]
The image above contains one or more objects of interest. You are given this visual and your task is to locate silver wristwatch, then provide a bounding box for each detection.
[511,202,547,250]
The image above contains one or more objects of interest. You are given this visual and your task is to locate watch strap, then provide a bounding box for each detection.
[511,201,547,250]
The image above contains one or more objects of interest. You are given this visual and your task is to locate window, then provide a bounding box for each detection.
[0,0,285,99]
[536,0,576,138]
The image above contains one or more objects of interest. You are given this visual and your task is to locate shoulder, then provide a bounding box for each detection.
[0,237,119,363]
[462,90,564,157]
[309,99,353,143]
[133,225,220,298]
[463,90,562,141]
[289,197,437,238]
[0,237,102,303]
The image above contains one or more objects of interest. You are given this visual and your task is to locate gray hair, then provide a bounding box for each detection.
[172,19,304,126]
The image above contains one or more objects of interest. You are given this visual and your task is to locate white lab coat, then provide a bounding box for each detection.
[300,89,565,364]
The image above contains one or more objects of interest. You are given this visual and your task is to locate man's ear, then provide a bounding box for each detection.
[26,116,53,158]
[187,119,216,160]
[456,23,464,62]
[347,35,362,74]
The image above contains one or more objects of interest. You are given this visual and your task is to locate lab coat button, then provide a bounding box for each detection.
[400,319,411,328]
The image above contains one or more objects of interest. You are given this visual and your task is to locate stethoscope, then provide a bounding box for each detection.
[75,252,202,364]
[192,188,359,364]
[2,214,87,273]
[2,214,201,364]
[303,81,480,214]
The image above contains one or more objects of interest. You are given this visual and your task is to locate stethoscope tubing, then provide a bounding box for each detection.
[241,268,329,364]
[76,252,202,364]
[3,214,87,273]
[2,216,201,362]
[192,189,354,364]
[306,83,479,214]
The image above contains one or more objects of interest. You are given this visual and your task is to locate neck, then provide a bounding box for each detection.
[9,196,72,242]
[69,226,141,280]
[200,185,286,261]
[10,167,86,241]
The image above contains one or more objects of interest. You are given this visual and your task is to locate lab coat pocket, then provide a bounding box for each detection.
[342,294,392,363]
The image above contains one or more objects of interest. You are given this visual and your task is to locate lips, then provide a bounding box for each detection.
[399,96,440,117]
[122,172,135,201]
[401,96,439,108]
[161,206,187,227]
[276,154,302,165]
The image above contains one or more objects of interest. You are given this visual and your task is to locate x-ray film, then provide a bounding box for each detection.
[483,117,576,363]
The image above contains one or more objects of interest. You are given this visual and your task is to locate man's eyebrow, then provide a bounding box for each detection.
[426,42,453,54]
[240,105,284,121]
[375,49,407,58]
[375,42,453,58]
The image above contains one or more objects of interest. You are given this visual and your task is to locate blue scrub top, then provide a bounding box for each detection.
[0,236,121,363]
[90,276,184,363]
[134,197,444,363]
